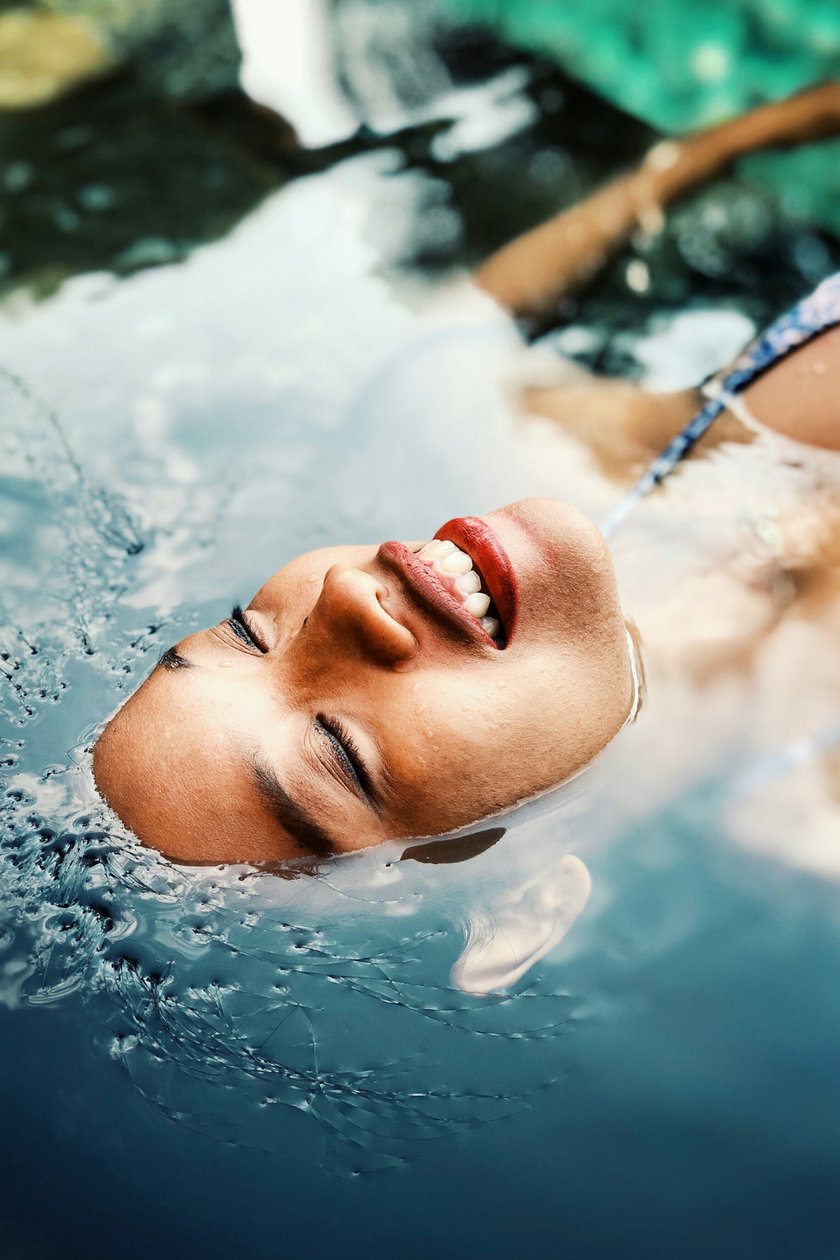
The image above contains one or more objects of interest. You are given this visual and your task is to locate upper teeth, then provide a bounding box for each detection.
[417,540,502,644]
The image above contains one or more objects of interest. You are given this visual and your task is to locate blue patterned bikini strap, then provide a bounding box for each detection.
[600,271,840,539]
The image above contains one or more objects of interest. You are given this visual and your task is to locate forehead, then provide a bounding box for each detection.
[94,663,254,803]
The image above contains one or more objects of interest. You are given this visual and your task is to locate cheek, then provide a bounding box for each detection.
[386,634,628,830]
[392,676,525,800]
[515,642,631,779]
[378,667,593,833]
[444,652,609,787]
[398,666,547,761]
[374,678,490,819]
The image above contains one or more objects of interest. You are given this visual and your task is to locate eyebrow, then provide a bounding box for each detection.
[251,759,338,859]
[158,646,194,671]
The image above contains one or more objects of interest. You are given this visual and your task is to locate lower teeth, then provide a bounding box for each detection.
[417,543,503,644]
[481,615,500,640]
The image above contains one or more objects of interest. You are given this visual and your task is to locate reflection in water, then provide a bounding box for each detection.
[451,853,592,994]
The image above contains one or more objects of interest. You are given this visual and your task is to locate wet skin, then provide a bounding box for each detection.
[93,498,634,864]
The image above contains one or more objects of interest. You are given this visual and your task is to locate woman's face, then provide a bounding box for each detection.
[93,498,634,863]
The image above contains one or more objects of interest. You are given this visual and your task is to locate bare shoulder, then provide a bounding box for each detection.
[743,324,840,452]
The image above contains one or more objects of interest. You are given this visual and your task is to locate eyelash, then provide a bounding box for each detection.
[226,605,266,652]
[316,714,371,799]
[225,607,372,803]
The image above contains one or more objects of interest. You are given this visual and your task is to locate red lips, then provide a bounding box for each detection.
[434,516,518,641]
[377,542,489,647]
[378,516,518,651]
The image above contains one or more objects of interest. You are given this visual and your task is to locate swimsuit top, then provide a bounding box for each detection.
[602,271,840,555]
[599,272,840,686]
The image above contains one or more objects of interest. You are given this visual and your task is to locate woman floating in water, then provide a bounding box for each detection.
[93,82,840,865]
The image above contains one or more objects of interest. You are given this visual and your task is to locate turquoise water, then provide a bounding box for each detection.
[441,0,840,235]
[1,9,840,1257]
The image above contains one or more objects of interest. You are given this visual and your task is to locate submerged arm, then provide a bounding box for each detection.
[475,82,840,475]
[476,81,840,322]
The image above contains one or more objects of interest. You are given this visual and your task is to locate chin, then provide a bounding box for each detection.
[494,497,611,567]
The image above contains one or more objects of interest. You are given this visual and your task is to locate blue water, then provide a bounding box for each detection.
[2,12,840,1259]
[2,802,839,1258]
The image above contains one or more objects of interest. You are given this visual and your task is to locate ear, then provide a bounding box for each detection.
[399,827,506,865]
[450,854,591,995]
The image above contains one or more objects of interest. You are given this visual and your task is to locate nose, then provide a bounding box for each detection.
[305,564,417,667]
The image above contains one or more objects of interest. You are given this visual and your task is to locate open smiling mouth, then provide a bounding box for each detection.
[380,515,518,649]
[415,539,503,643]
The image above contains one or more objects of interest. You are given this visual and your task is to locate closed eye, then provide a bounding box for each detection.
[226,604,267,653]
[315,713,378,808]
